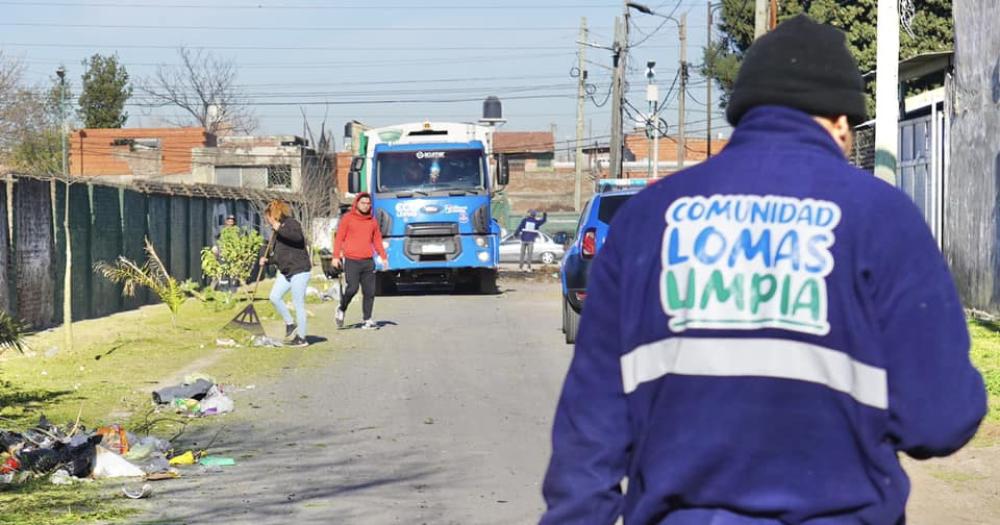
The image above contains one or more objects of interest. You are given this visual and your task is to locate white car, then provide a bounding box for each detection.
[499,232,565,265]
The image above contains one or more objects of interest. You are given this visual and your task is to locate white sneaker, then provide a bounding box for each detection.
[361,319,378,330]
[335,308,345,328]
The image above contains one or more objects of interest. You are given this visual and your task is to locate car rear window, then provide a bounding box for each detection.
[597,195,632,223]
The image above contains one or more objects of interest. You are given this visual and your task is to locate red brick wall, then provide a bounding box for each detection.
[69,127,213,177]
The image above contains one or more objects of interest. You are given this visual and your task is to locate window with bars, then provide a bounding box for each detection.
[268,165,293,189]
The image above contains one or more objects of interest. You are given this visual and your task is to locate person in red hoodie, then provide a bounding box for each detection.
[333,193,388,330]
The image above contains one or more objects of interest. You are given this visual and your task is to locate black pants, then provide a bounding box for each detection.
[340,258,375,321]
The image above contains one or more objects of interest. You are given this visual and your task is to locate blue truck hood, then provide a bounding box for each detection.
[375,195,492,236]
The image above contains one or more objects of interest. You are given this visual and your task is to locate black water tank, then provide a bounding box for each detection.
[344,121,353,139]
[482,96,503,121]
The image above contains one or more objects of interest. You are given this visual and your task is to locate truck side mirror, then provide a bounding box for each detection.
[348,170,361,194]
[348,156,363,193]
[496,154,510,186]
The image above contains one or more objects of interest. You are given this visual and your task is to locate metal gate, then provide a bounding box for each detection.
[897,101,946,249]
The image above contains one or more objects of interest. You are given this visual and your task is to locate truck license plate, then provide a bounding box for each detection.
[421,244,447,254]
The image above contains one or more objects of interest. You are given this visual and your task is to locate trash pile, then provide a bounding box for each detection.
[152,373,234,417]
[1,415,238,490]
[0,416,162,486]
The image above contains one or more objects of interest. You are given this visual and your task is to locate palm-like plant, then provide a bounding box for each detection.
[0,310,28,354]
[94,238,187,326]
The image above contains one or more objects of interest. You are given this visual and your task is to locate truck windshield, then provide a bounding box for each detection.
[375,150,484,194]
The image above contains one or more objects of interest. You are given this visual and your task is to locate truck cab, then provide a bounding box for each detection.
[348,122,509,293]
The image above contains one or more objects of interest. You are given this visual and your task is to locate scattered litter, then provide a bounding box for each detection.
[245,384,256,390]
[168,451,197,466]
[145,471,179,481]
[215,338,239,347]
[49,469,74,485]
[96,424,129,455]
[0,416,190,488]
[199,387,234,416]
[306,286,322,298]
[172,398,201,414]
[92,447,144,478]
[251,335,283,348]
[153,378,213,405]
[198,456,235,467]
[122,483,153,499]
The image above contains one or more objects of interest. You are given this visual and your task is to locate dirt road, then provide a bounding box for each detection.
[133,274,999,524]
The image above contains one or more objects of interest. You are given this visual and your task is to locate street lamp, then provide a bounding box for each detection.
[55,66,68,177]
[645,61,660,178]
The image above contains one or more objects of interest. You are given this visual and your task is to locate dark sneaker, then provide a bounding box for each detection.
[335,308,345,329]
[287,336,308,347]
[285,323,297,338]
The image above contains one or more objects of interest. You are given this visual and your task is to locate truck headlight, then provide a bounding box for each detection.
[477,252,490,262]
[474,236,487,248]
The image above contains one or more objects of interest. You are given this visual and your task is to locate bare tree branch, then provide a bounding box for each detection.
[139,47,257,135]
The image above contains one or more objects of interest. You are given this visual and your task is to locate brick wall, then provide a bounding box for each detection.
[70,127,214,178]
[505,166,595,214]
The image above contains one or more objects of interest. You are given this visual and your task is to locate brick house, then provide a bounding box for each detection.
[69,127,214,179]
[69,127,334,195]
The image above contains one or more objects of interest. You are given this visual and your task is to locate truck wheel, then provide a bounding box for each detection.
[479,269,499,294]
[541,252,556,265]
[564,296,580,344]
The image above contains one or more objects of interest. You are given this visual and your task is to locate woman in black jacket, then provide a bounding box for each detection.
[260,199,311,347]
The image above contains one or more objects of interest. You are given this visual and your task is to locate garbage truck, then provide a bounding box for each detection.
[347,121,509,294]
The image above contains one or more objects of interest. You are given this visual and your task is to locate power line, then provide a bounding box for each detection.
[126,93,578,108]
[2,41,683,52]
[0,21,587,31]
[0,0,622,9]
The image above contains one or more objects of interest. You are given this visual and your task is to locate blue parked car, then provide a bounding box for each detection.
[560,179,648,343]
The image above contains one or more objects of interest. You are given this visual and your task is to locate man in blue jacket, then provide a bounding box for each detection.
[515,209,548,271]
[541,15,987,525]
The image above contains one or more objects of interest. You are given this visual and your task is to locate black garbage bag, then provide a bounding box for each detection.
[0,430,24,452]
[18,433,102,477]
[18,446,63,473]
[152,378,214,404]
[66,434,102,478]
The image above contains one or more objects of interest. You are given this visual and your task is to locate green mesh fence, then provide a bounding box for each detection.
[146,194,171,294]
[13,179,55,327]
[187,198,207,284]
[169,196,189,281]
[68,183,92,322]
[8,176,271,327]
[0,182,9,316]
[121,190,149,308]
[89,185,123,317]
[51,182,66,326]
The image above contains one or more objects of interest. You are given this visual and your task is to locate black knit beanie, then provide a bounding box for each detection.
[725,14,867,127]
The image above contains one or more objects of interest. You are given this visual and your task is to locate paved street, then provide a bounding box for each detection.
[135,274,570,525]
[129,272,1000,525]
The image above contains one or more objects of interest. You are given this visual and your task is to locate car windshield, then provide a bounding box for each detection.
[597,194,633,223]
[376,150,485,195]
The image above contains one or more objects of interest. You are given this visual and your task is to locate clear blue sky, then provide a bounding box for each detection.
[2,0,729,155]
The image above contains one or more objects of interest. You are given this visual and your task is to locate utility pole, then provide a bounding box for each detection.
[57,67,68,176]
[677,13,687,171]
[874,0,899,184]
[706,1,714,159]
[754,0,769,39]
[610,14,627,179]
[575,17,587,211]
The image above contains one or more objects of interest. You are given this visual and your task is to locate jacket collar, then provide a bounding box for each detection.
[727,105,848,160]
